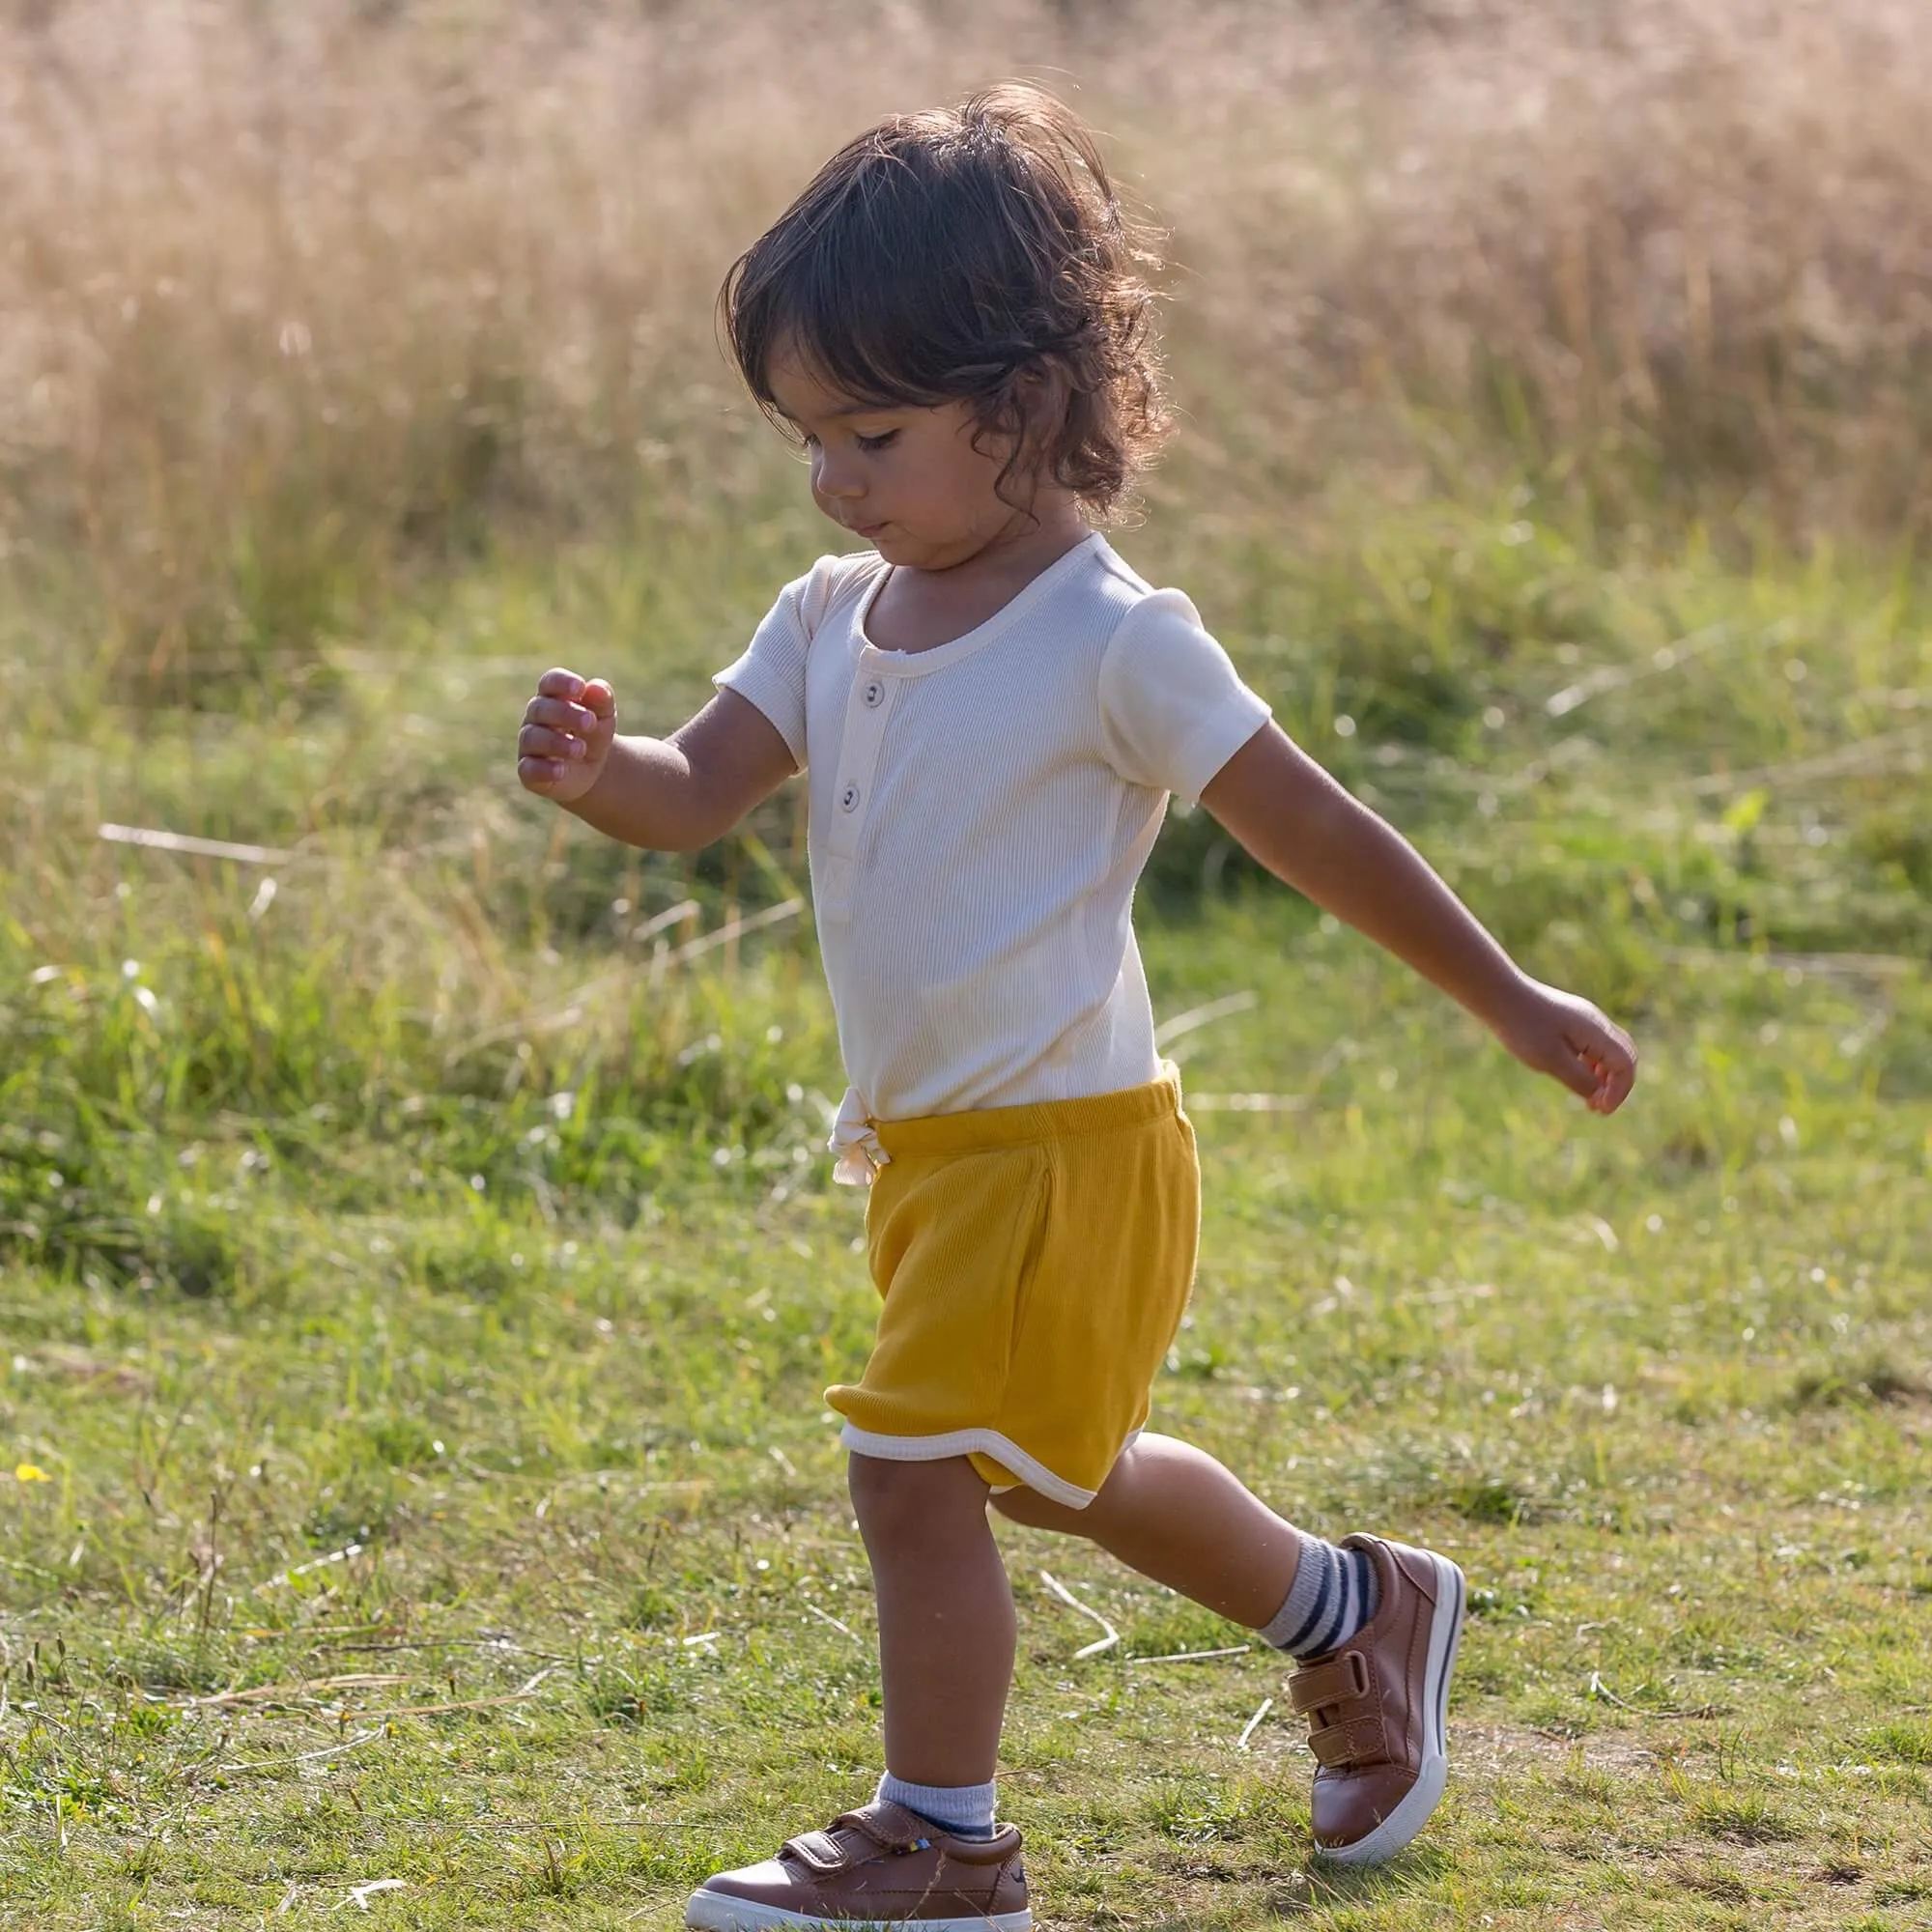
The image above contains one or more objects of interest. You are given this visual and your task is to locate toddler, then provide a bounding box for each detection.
[516,86,1636,1932]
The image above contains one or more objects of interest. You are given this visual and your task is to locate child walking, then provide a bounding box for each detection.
[516,85,1636,1930]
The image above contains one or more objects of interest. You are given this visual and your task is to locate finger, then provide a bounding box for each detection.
[1573,1025,1636,1114]
[1548,1043,1601,1103]
[518,755,566,792]
[536,668,587,700]
[525,696,601,735]
[519,724,588,761]
[1592,1023,1637,1073]
[1567,1016,1634,1074]
[1595,1054,1637,1114]
[582,678,615,719]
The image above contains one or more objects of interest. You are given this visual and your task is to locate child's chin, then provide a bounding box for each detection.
[875,531,964,568]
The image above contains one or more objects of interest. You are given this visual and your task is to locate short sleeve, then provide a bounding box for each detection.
[1097,587,1271,804]
[712,554,879,772]
[712,574,812,770]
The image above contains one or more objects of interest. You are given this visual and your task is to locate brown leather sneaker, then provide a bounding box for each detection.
[685,1798,1031,1931]
[1288,1534,1465,1866]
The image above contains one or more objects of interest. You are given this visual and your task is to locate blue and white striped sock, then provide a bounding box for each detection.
[876,1772,998,1841]
[1260,1531,1380,1660]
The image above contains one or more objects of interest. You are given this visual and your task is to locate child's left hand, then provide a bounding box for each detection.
[1492,980,1638,1115]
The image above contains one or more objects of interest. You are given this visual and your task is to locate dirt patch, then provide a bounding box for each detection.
[1453,1720,1662,1779]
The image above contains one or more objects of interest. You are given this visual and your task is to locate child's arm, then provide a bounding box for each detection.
[1201,722,1637,1113]
[517,668,797,851]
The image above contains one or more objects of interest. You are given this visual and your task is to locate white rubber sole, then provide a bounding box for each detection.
[684,1890,1031,1932]
[1315,1548,1466,1868]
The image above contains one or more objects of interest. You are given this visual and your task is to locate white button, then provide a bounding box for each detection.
[840,785,861,811]
[863,680,885,708]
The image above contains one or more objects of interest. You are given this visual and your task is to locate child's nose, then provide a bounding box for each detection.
[812,448,864,500]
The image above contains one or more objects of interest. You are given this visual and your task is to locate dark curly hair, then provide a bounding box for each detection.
[721,83,1168,520]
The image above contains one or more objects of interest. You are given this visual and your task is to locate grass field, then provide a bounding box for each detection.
[4,3,1932,1928]
[5,514,1928,1929]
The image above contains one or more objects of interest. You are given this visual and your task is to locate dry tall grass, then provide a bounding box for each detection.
[3,0,1929,683]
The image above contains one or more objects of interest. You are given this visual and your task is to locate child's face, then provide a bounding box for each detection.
[767,349,1031,571]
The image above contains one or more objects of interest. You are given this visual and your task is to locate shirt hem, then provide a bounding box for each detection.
[1169,694,1273,806]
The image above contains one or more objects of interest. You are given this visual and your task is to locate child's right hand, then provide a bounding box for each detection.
[517,668,617,805]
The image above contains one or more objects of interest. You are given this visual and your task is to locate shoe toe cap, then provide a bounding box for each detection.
[1311,1767,1418,1846]
[696,1858,795,1903]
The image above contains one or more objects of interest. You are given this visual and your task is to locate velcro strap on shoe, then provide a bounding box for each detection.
[781,1830,852,1873]
[1288,1648,1371,1717]
[782,1803,928,1872]
[1307,1714,1383,1768]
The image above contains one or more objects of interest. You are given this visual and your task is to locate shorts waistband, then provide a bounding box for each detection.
[872,1063,1183,1161]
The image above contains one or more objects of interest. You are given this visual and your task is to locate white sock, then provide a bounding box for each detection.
[1260,1530,1380,1659]
[876,1772,998,1839]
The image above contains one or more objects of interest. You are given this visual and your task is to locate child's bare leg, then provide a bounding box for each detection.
[847,1451,1013,1787]
[995,1434,1464,1866]
[989,1432,1300,1627]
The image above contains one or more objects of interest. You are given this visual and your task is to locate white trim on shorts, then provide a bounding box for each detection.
[839,1423,1146,1511]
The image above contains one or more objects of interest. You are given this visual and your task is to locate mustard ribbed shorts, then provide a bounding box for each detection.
[827,1066,1201,1509]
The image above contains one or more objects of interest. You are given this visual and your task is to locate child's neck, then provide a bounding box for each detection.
[866,498,1091,656]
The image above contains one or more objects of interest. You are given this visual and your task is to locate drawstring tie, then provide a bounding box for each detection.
[829,1086,890,1187]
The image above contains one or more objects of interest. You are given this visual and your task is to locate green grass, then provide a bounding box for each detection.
[2,924,1927,1930]
[3,484,1930,1927]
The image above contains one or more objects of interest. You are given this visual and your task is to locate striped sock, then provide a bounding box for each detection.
[876,1772,998,1840]
[1260,1531,1380,1660]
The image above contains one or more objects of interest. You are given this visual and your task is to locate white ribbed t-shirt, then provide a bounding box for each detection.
[714,532,1270,1158]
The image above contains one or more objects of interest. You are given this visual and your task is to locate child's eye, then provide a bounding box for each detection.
[855,430,899,453]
